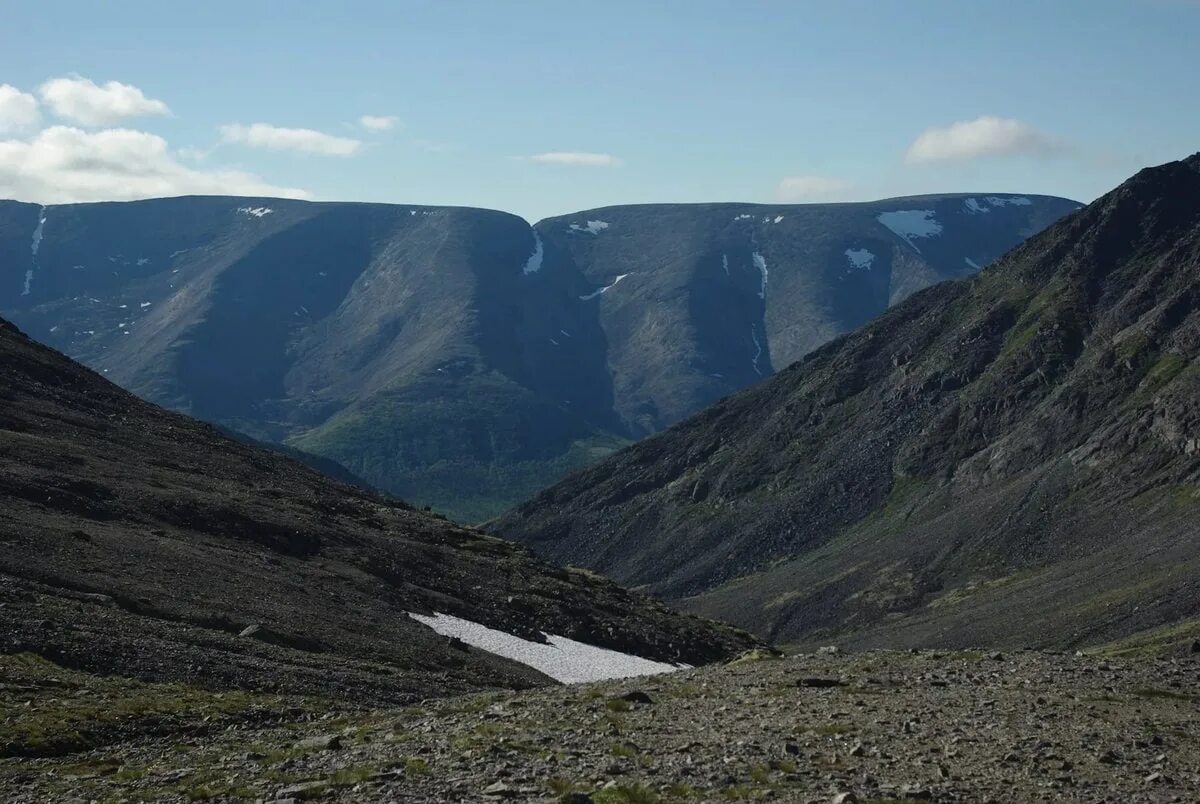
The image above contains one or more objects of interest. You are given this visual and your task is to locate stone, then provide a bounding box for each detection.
[483,782,516,798]
[619,690,654,705]
[798,677,844,688]
[295,734,342,751]
[276,782,328,801]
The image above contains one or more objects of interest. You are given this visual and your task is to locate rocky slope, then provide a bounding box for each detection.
[0,193,1077,521]
[0,316,759,705]
[493,155,1200,650]
[4,649,1198,802]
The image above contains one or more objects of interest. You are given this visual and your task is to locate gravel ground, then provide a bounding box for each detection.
[3,648,1198,802]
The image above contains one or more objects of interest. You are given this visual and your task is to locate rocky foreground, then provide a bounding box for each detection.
[2,648,1198,803]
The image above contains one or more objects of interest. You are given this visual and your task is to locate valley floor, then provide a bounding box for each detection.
[2,649,1198,803]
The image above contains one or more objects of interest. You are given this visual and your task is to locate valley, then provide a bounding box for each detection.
[0,193,1078,521]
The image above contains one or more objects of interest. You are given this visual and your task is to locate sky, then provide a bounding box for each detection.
[0,0,1197,222]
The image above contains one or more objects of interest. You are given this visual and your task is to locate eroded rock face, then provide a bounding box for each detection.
[0,192,1077,521]
[493,155,1200,649]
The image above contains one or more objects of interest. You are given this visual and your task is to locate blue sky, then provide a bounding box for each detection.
[1,0,1196,221]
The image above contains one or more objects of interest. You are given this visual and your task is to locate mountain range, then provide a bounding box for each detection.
[0,316,758,703]
[0,193,1078,521]
[493,154,1200,653]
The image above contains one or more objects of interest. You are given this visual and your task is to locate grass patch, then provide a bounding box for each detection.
[0,653,307,758]
[593,783,663,803]
[811,723,855,736]
[1132,687,1195,702]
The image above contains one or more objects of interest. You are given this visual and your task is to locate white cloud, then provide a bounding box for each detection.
[774,175,856,203]
[39,77,169,126]
[0,85,40,133]
[526,151,622,167]
[359,114,399,131]
[219,122,361,156]
[905,116,1064,164]
[0,125,310,204]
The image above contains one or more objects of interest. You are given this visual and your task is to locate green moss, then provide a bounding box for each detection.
[1093,617,1200,657]
[593,784,663,804]
[0,653,302,758]
[725,648,782,666]
[403,756,430,776]
[1131,687,1195,702]
[1135,352,1191,398]
[609,741,638,758]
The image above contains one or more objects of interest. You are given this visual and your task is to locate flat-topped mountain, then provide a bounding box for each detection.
[0,193,1078,520]
[493,155,1200,652]
[0,316,759,703]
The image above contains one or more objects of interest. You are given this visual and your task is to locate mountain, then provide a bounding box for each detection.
[493,155,1200,653]
[0,317,759,704]
[0,193,1078,521]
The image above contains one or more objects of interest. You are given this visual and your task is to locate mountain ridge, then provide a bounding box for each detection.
[1,191,1080,520]
[493,154,1200,651]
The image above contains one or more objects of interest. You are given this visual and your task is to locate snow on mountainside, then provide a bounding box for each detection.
[0,192,1079,521]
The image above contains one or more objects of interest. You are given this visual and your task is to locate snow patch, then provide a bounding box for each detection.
[752,252,768,300]
[965,196,1033,214]
[408,612,686,684]
[136,257,150,266]
[845,248,875,271]
[964,257,981,270]
[140,302,151,308]
[734,214,753,221]
[750,326,765,376]
[569,220,609,235]
[22,206,48,297]
[522,231,544,275]
[773,215,784,224]
[722,254,730,277]
[579,273,629,301]
[876,210,943,254]
[985,196,1031,207]
[237,206,274,218]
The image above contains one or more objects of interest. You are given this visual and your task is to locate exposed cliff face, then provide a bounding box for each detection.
[493,156,1200,650]
[0,316,760,703]
[0,192,1077,521]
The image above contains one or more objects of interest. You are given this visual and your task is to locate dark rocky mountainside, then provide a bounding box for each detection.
[0,193,1077,521]
[0,317,758,704]
[494,155,1200,651]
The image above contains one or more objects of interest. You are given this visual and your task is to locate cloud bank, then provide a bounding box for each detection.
[39,77,170,126]
[0,125,310,203]
[219,123,361,156]
[0,85,40,133]
[360,114,399,131]
[905,116,1063,164]
[774,175,856,202]
[526,151,622,167]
